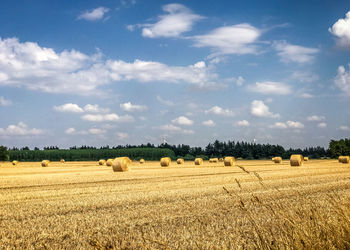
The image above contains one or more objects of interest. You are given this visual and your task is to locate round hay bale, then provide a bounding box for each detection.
[304,157,309,161]
[218,158,224,162]
[290,154,303,166]
[194,158,203,165]
[41,160,50,167]
[12,160,18,166]
[340,156,350,164]
[140,159,145,164]
[160,157,171,167]
[224,156,235,166]
[338,156,344,163]
[60,159,65,163]
[115,157,132,165]
[106,159,114,166]
[271,157,275,161]
[98,159,106,166]
[273,157,282,164]
[112,158,130,172]
[176,158,184,164]
[209,158,218,163]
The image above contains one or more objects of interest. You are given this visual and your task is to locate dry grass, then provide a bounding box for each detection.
[0,159,350,248]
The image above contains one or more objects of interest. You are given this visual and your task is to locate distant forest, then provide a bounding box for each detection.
[1,138,348,162]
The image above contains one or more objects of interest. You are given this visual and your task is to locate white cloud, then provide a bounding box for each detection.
[0,122,43,136]
[291,71,319,83]
[141,4,202,38]
[116,132,128,140]
[159,124,181,132]
[236,76,244,86]
[329,11,350,48]
[120,102,147,112]
[0,37,224,95]
[182,129,195,134]
[307,115,325,121]
[78,7,110,21]
[270,121,304,129]
[251,100,279,118]
[247,81,291,95]
[317,122,327,128]
[202,120,215,127]
[300,93,313,98]
[171,116,193,126]
[65,127,76,135]
[193,24,261,55]
[89,128,106,135]
[273,41,319,63]
[156,96,174,106]
[53,103,84,113]
[81,113,134,122]
[236,120,250,127]
[339,125,350,131]
[0,96,12,106]
[205,106,234,117]
[334,64,350,95]
[84,104,109,113]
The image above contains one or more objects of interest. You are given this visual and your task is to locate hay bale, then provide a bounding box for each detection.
[160,157,171,167]
[176,158,184,164]
[224,156,235,166]
[209,158,218,163]
[338,156,344,162]
[12,160,18,166]
[41,160,50,167]
[290,154,303,166]
[271,157,275,161]
[195,158,203,165]
[340,156,350,164]
[106,159,114,166]
[115,157,132,164]
[140,159,145,164]
[218,158,224,162]
[273,157,282,164]
[112,158,130,172]
[60,159,65,163]
[304,157,309,161]
[99,159,106,166]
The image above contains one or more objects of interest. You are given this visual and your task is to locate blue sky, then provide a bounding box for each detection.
[0,0,350,149]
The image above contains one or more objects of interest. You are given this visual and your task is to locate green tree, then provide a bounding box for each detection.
[0,146,9,161]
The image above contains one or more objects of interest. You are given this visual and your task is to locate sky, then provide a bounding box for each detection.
[0,0,350,149]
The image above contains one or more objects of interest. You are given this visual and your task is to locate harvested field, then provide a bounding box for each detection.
[0,160,350,248]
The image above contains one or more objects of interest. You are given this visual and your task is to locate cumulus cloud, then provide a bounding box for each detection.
[251,100,279,118]
[291,71,319,83]
[270,121,304,129]
[300,93,313,98]
[307,115,325,121]
[202,119,215,127]
[236,76,244,86]
[329,11,350,48]
[339,125,350,131]
[0,37,224,95]
[84,104,109,113]
[120,102,147,112]
[193,24,261,55]
[205,106,234,117]
[54,103,84,113]
[171,116,193,126]
[317,122,327,128]
[65,127,76,135]
[0,96,12,106]
[88,128,106,135]
[141,4,203,38]
[159,124,181,132]
[156,96,174,106]
[236,120,250,127]
[78,7,110,21]
[81,113,134,122]
[116,132,128,140]
[334,64,350,95]
[247,81,291,95]
[273,41,319,63]
[0,122,43,136]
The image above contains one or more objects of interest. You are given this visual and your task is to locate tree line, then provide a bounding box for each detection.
[0,138,345,162]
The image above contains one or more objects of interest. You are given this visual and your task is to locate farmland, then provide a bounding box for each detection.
[0,160,350,248]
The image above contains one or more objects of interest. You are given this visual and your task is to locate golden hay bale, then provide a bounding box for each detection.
[160,157,171,167]
[98,159,106,166]
[115,157,132,165]
[112,158,130,172]
[304,157,309,161]
[106,159,114,166]
[273,157,282,164]
[41,160,50,167]
[60,159,65,163]
[12,160,18,166]
[271,157,275,161]
[194,158,203,165]
[340,156,350,163]
[209,158,219,163]
[290,154,303,166]
[177,158,184,164]
[338,156,344,162]
[224,156,235,166]
[219,158,224,162]
[140,159,145,164]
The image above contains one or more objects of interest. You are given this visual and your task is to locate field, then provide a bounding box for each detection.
[1,160,350,249]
